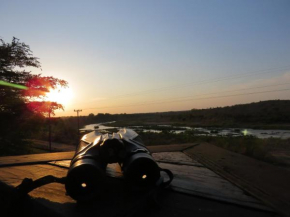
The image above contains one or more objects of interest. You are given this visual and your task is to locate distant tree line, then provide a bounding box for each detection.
[78,100,290,128]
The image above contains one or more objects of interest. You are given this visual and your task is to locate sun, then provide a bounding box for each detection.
[45,87,73,105]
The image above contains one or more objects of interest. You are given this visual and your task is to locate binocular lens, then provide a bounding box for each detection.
[65,159,106,201]
[123,153,160,188]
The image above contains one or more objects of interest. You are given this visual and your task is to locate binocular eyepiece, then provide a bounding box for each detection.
[65,129,162,201]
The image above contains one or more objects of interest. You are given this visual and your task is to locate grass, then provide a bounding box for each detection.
[0,139,48,157]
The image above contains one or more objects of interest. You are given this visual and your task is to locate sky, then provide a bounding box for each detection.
[1,0,290,116]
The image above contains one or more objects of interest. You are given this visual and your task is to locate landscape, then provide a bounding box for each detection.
[1,98,289,167]
[1,1,290,216]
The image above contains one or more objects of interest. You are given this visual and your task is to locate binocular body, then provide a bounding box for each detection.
[65,129,161,201]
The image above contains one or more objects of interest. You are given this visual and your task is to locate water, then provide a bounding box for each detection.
[80,122,290,139]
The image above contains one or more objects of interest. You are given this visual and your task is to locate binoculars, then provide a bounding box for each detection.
[65,129,165,201]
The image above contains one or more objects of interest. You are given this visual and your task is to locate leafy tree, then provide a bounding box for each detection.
[88,113,94,117]
[0,37,68,153]
[0,37,68,114]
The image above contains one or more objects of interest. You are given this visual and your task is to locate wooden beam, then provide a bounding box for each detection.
[184,143,290,217]
[0,153,271,213]
[0,152,74,168]
[0,144,195,168]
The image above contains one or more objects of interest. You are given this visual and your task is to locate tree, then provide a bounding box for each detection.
[88,113,95,122]
[0,37,68,152]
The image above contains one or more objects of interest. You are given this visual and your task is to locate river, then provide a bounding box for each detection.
[80,122,290,139]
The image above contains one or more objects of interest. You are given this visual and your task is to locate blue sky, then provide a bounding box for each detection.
[1,0,290,116]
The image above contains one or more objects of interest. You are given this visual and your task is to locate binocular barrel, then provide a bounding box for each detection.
[65,129,161,201]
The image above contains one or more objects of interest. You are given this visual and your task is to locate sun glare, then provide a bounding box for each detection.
[45,87,73,105]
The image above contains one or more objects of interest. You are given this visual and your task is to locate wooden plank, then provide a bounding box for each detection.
[0,152,74,168]
[0,164,126,217]
[152,152,203,167]
[0,154,274,217]
[49,152,203,168]
[158,162,271,212]
[0,144,195,168]
[0,161,268,211]
[147,143,197,153]
[0,161,271,213]
[184,143,290,217]
[48,153,271,212]
[0,164,275,217]
[0,163,74,213]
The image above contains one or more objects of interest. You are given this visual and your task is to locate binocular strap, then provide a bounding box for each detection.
[12,169,173,216]
[159,168,174,188]
[16,175,67,195]
[14,168,173,200]
[14,168,173,195]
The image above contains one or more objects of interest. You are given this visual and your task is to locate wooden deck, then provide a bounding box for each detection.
[0,144,278,217]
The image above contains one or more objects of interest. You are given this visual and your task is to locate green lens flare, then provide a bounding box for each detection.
[242,129,248,136]
[0,80,28,90]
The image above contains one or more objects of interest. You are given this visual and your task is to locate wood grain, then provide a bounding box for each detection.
[0,144,195,168]
[0,146,275,217]
[185,143,290,217]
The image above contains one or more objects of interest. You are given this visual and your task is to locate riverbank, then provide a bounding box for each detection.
[78,122,290,167]
[105,120,290,130]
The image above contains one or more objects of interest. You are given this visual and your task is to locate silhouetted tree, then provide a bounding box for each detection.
[0,37,68,153]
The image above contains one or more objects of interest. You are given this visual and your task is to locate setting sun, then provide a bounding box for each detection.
[45,87,73,105]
